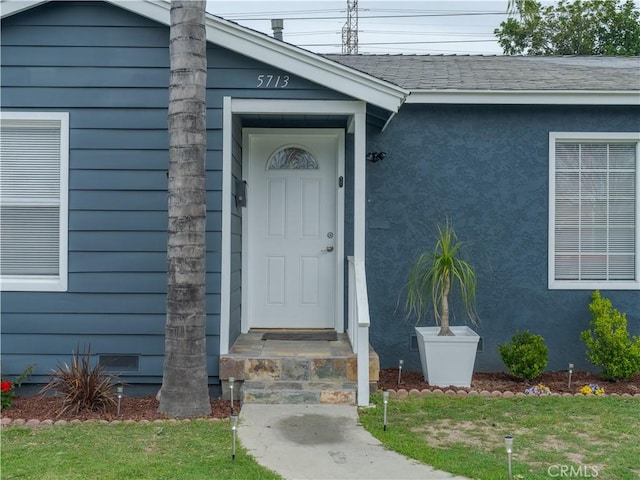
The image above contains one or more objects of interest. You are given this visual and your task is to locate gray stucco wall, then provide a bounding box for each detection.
[0,1,351,383]
[366,104,640,372]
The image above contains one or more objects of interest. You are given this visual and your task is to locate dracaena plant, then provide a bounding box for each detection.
[405,219,478,336]
[40,344,117,417]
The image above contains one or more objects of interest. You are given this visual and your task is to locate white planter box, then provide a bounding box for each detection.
[415,326,480,387]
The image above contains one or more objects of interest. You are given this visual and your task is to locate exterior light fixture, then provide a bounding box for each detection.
[230,414,239,460]
[383,390,389,431]
[504,435,514,480]
[568,364,574,389]
[116,383,124,416]
[366,152,386,163]
[229,376,235,414]
[397,359,404,385]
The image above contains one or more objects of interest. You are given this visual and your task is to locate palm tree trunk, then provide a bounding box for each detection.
[439,271,454,336]
[159,0,211,418]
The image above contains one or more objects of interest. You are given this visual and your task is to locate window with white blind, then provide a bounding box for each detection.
[549,132,639,290]
[0,112,69,291]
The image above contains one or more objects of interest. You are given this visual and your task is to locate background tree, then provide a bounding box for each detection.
[159,0,211,418]
[497,0,640,55]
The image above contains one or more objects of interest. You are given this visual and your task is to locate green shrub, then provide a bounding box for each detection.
[580,291,640,381]
[40,344,118,417]
[499,331,548,380]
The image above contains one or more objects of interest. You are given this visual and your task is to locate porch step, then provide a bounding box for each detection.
[219,332,379,405]
[241,380,357,405]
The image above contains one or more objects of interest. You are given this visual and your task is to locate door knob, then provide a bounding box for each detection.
[321,246,334,252]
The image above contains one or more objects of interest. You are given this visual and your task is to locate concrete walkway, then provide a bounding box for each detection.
[238,404,469,480]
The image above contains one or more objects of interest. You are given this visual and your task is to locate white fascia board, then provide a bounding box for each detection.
[406,90,640,106]
[203,18,407,113]
[0,0,49,18]
[114,1,408,113]
[123,2,406,113]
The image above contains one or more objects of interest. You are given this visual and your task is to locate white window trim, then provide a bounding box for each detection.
[548,132,640,290]
[0,111,69,292]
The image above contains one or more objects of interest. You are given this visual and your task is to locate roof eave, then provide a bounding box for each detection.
[406,90,640,106]
[0,0,49,18]
[203,15,408,113]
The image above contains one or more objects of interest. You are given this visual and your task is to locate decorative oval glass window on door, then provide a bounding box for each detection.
[267,147,318,170]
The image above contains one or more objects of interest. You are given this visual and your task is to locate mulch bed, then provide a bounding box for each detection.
[2,369,638,423]
[2,396,240,423]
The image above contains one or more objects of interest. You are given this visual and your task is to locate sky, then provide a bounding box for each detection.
[205,1,515,55]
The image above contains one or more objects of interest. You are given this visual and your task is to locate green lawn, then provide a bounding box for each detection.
[1,419,282,480]
[359,393,640,480]
[3,396,638,480]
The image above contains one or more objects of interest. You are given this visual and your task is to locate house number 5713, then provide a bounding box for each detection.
[257,74,289,88]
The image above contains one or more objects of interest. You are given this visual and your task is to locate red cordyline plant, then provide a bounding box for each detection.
[40,344,118,417]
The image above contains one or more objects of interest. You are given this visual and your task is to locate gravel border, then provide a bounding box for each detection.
[0,417,225,427]
[386,388,640,399]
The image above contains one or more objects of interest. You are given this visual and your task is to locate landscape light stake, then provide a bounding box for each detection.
[568,364,574,389]
[116,383,124,416]
[230,414,239,460]
[229,377,235,414]
[504,435,514,480]
[383,390,389,431]
[397,359,404,385]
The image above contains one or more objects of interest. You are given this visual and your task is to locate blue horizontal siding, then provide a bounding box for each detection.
[1,314,221,336]
[2,66,169,88]
[3,67,329,90]
[69,211,168,231]
[0,0,352,383]
[0,354,219,384]
[69,252,221,273]
[72,129,170,149]
[6,334,165,355]
[68,232,222,254]
[70,109,170,129]
[2,87,347,109]
[2,25,169,47]
[69,211,222,231]
[69,252,167,272]
[70,170,167,190]
[69,149,222,170]
[67,272,221,293]
[1,46,169,67]
[2,87,169,108]
[4,333,221,362]
[69,170,221,189]
[70,191,222,211]
[1,293,221,315]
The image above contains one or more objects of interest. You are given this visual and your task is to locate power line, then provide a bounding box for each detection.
[220,12,507,21]
[300,39,497,47]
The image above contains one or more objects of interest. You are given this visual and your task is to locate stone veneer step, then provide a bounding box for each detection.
[220,353,379,383]
[219,333,380,405]
[241,380,357,404]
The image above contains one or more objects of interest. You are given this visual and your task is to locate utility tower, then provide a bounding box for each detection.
[341,0,358,54]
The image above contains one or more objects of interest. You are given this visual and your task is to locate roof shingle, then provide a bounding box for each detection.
[324,55,640,91]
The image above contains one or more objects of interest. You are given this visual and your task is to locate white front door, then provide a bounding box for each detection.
[244,129,343,329]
